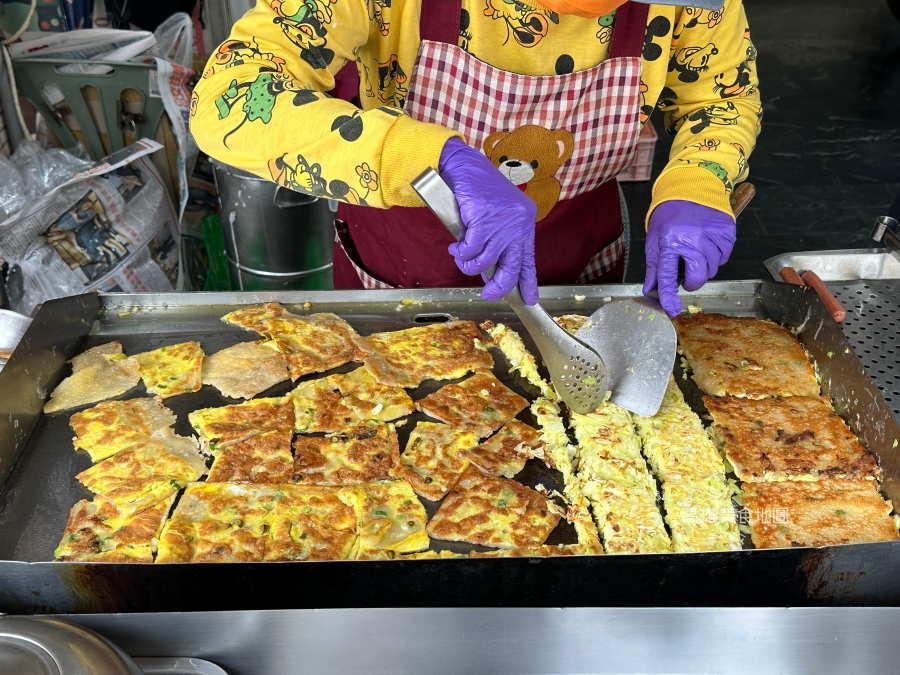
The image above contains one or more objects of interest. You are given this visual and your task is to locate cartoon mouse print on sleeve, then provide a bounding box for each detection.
[642,16,671,61]
[375,54,407,107]
[669,43,718,83]
[686,101,739,134]
[271,0,336,69]
[713,29,757,98]
[205,37,321,147]
[483,125,574,222]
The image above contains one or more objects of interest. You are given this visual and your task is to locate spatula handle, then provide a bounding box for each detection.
[412,168,498,280]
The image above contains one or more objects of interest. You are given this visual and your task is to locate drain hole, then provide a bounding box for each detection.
[413,313,452,323]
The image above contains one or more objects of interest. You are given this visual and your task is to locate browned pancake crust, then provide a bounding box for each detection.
[191,397,295,444]
[221,302,290,330]
[554,315,589,334]
[258,313,366,380]
[156,483,356,563]
[416,370,528,438]
[743,479,899,548]
[674,313,819,398]
[358,320,493,388]
[705,395,880,482]
[54,495,174,562]
[460,419,545,478]
[70,397,175,462]
[207,431,294,483]
[391,422,478,501]
[426,466,562,549]
[292,422,399,486]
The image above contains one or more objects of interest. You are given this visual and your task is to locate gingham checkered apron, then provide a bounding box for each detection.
[334,0,647,289]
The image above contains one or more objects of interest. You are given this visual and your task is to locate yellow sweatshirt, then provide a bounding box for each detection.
[191,0,760,220]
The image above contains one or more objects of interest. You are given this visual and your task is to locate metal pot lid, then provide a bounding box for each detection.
[0,616,144,675]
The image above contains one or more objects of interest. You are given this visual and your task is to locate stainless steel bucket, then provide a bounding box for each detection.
[211,160,334,291]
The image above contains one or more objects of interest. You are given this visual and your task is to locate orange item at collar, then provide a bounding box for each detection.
[536,0,628,19]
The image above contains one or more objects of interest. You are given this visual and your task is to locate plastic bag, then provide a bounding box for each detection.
[0,156,26,222]
[10,140,92,201]
[154,13,194,69]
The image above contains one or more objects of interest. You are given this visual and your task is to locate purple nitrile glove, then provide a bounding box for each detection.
[642,200,736,317]
[438,137,539,304]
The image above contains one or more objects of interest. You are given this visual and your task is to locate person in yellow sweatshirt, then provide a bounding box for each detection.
[191,0,760,316]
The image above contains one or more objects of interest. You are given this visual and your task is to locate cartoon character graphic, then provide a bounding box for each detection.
[596,10,615,44]
[732,142,748,180]
[204,38,286,79]
[271,0,336,69]
[669,43,719,83]
[682,6,724,31]
[482,125,575,221]
[268,153,367,204]
[216,72,314,146]
[639,80,652,125]
[370,0,391,36]
[713,44,756,98]
[376,54,407,107]
[642,15,670,61]
[691,139,720,151]
[483,0,559,48]
[686,101,739,134]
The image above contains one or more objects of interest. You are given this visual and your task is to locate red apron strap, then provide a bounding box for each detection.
[608,1,650,59]
[419,0,463,45]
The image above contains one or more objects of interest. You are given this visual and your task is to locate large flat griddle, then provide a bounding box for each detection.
[1,282,900,613]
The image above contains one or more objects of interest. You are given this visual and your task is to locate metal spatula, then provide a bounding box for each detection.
[573,295,677,417]
[412,168,607,415]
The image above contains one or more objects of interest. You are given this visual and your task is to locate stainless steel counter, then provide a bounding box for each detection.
[60,607,900,675]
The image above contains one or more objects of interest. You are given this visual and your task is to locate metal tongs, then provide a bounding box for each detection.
[412,168,607,415]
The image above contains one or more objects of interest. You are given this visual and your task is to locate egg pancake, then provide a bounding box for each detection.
[426,466,563,549]
[674,313,819,398]
[633,377,726,482]
[133,341,204,398]
[554,314,589,334]
[257,313,366,380]
[76,433,206,516]
[207,431,294,484]
[391,422,478,501]
[416,370,528,439]
[44,341,141,414]
[742,479,900,549]
[480,321,556,400]
[156,483,278,563]
[201,340,289,399]
[460,420,546,478]
[290,376,361,433]
[188,396,294,449]
[337,479,429,555]
[571,405,672,554]
[661,476,741,552]
[358,320,493,388]
[54,494,175,562]
[221,301,290,331]
[705,395,880,482]
[292,421,399,486]
[70,396,176,462]
[330,367,415,422]
[469,543,593,558]
[264,485,358,561]
[530,397,603,554]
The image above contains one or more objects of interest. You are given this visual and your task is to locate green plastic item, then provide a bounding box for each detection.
[11,57,166,160]
[202,214,231,291]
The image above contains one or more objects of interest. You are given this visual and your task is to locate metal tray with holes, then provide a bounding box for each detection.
[1,283,900,613]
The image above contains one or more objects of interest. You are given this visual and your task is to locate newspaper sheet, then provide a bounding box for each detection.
[0,140,180,315]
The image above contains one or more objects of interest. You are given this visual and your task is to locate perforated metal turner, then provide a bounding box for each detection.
[412,168,607,414]
[574,295,676,417]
